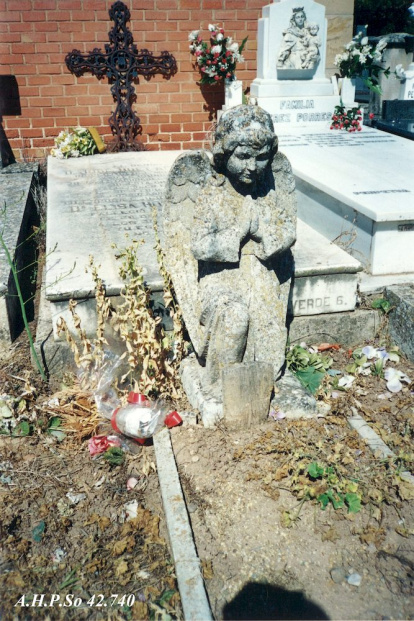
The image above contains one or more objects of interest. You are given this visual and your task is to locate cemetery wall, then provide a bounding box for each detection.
[0,0,354,160]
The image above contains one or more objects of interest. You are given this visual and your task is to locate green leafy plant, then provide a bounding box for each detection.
[103,446,125,466]
[307,462,362,513]
[286,345,332,394]
[371,298,392,314]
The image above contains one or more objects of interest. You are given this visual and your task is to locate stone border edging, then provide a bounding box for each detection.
[153,428,213,621]
[348,407,414,485]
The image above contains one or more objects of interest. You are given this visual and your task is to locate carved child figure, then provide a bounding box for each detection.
[301,23,321,69]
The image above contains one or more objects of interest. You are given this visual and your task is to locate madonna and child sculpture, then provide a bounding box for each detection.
[164,105,297,425]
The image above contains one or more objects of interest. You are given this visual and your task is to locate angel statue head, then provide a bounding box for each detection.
[212,105,278,193]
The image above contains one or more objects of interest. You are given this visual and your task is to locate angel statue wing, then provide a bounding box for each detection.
[163,150,213,354]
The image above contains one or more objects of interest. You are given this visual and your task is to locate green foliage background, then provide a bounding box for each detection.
[354,0,414,35]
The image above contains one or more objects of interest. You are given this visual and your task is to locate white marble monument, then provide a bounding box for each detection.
[250,0,339,128]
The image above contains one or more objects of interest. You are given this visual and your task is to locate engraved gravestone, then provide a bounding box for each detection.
[164,105,297,426]
[251,0,340,128]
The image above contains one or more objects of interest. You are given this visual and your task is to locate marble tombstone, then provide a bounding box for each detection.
[163,105,297,424]
[251,0,340,128]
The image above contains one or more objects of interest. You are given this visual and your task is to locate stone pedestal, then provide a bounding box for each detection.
[224,79,243,109]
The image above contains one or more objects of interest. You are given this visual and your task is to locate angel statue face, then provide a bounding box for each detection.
[212,106,278,193]
[226,140,272,187]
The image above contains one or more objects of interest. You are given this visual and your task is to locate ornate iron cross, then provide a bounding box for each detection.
[65,1,177,151]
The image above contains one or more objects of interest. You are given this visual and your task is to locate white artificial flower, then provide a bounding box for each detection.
[208,24,216,32]
[338,375,355,389]
[361,36,368,45]
[395,63,406,79]
[376,38,387,51]
[229,42,239,53]
[216,32,224,41]
[384,368,411,393]
[188,30,200,41]
[211,44,222,54]
[71,149,80,157]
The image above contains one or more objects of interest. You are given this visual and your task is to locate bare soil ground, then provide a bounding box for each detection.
[0,336,181,621]
[1,322,413,621]
[169,344,414,620]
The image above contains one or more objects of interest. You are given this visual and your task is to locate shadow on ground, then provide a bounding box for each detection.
[222,582,330,620]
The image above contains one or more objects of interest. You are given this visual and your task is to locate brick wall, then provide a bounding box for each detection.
[0,0,354,160]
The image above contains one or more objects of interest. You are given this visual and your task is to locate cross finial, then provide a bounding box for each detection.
[65,1,177,151]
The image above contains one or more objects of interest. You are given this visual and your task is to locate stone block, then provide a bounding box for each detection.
[326,16,353,73]
[0,162,39,344]
[385,285,414,362]
[222,362,273,429]
[288,308,381,347]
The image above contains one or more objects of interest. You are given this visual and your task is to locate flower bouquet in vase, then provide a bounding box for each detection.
[189,24,247,109]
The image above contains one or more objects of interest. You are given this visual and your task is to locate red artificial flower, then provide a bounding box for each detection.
[226,72,232,78]
[214,75,220,80]
[357,109,361,114]
[88,434,121,456]
[369,112,375,119]
[357,126,362,131]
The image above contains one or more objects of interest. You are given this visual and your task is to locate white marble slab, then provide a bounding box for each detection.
[46,151,182,301]
[46,152,362,341]
[277,126,414,275]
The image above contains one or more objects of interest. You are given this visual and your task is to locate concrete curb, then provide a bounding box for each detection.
[153,428,213,621]
[348,407,414,485]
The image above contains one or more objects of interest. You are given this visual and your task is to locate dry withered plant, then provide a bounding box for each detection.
[56,227,185,431]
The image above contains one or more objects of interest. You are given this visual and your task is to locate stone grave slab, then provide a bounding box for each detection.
[277,126,414,276]
[45,152,362,344]
[0,162,38,343]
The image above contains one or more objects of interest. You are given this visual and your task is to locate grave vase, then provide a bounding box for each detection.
[224,78,243,109]
[339,77,356,105]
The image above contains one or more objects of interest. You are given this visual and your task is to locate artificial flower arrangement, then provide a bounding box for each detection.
[51,126,105,159]
[334,28,389,94]
[330,104,363,132]
[189,24,247,85]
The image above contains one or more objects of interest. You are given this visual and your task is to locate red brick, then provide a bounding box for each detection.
[1,33,21,42]
[1,54,23,65]
[22,10,46,22]
[156,0,177,8]
[24,53,49,64]
[30,75,51,85]
[33,0,56,9]
[36,42,60,53]
[59,1,82,8]
[53,75,77,85]
[21,33,47,43]
[156,22,178,31]
[0,11,21,22]
[36,22,58,32]
[19,86,40,97]
[54,116,79,126]
[134,1,155,8]
[167,10,190,20]
[38,64,62,75]
[23,128,45,138]
[6,119,31,129]
[59,22,84,32]
[41,85,64,97]
[10,23,32,32]
[171,113,192,123]
[46,10,72,21]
